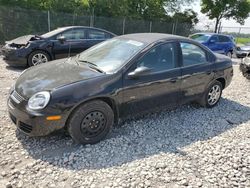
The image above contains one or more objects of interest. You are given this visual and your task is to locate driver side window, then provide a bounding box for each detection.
[210,35,219,42]
[137,42,176,73]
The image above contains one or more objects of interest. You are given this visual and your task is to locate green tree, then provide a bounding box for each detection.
[173,9,198,26]
[0,0,196,21]
[87,0,194,20]
[0,0,88,13]
[201,0,250,33]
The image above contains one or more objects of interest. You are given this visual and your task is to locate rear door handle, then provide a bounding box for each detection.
[170,78,178,83]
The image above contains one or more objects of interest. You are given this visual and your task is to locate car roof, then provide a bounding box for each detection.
[116,33,187,44]
[57,26,116,36]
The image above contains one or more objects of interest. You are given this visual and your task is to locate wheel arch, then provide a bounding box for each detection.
[26,49,52,63]
[65,96,119,129]
[216,77,226,89]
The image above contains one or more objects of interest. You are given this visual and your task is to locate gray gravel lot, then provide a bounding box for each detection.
[0,57,249,188]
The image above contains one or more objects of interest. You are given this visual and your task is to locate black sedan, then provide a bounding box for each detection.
[8,33,233,144]
[1,26,116,67]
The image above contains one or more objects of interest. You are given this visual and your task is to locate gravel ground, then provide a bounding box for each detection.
[0,57,249,188]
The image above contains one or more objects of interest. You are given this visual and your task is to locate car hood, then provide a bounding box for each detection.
[15,58,104,99]
[6,35,42,48]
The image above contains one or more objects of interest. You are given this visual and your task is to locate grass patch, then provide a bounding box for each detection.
[236,37,250,45]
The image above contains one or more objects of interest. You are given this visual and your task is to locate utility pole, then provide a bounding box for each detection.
[47,11,51,32]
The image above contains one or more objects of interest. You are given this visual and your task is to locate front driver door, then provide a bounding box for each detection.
[120,42,182,117]
[53,28,86,59]
[208,35,222,53]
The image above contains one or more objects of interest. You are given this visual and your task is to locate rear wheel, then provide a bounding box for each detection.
[28,50,50,66]
[199,81,223,108]
[68,100,114,144]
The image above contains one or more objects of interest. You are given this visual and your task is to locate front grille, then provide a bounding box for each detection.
[9,113,17,124]
[10,91,24,104]
[19,122,33,133]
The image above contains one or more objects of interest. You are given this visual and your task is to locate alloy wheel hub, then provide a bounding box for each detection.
[32,53,48,65]
[208,85,221,105]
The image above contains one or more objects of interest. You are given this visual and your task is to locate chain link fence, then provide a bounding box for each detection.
[219,26,250,45]
[0,6,193,44]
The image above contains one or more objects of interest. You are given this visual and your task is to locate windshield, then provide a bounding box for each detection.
[77,38,147,73]
[41,28,66,38]
[190,34,211,43]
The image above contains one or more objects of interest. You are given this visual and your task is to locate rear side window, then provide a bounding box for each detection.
[190,34,210,43]
[180,42,207,67]
[88,30,106,39]
[218,35,231,42]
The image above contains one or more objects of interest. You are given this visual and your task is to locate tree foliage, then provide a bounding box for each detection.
[0,0,197,24]
[201,0,250,33]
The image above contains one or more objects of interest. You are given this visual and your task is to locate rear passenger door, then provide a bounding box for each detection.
[179,42,214,104]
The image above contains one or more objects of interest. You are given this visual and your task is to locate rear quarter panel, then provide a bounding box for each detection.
[213,54,233,88]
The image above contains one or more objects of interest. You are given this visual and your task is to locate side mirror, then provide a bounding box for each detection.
[210,39,216,44]
[58,36,66,44]
[128,66,152,79]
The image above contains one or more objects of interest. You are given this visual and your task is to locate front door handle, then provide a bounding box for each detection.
[182,75,191,79]
[206,71,212,75]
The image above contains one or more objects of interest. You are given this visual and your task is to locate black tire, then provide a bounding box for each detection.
[226,51,232,58]
[199,81,223,108]
[28,50,50,67]
[242,72,250,80]
[240,63,250,80]
[67,100,114,144]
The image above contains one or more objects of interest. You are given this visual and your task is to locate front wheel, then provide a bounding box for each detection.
[199,81,223,108]
[68,100,114,144]
[28,51,50,66]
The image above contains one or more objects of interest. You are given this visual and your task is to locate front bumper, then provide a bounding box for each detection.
[7,97,67,137]
[1,45,28,67]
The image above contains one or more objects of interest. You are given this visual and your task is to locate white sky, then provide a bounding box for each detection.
[191,0,250,33]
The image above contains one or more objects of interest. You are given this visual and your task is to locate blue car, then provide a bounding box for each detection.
[190,33,235,57]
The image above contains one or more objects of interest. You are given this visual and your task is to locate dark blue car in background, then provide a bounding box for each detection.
[190,33,235,58]
[1,26,116,67]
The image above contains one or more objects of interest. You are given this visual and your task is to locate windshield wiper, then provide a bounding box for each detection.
[77,59,105,73]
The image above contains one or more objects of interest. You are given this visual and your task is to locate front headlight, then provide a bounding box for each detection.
[28,91,50,110]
